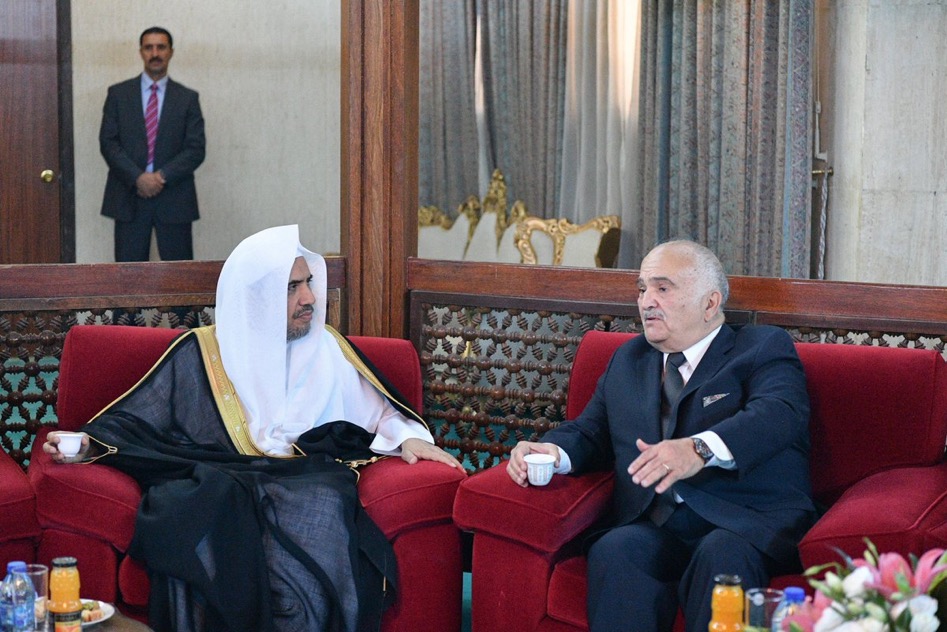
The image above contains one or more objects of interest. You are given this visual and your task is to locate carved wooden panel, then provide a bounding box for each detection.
[409,278,947,472]
[0,258,346,470]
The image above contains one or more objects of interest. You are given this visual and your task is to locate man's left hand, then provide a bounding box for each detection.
[627,438,704,494]
[400,438,464,469]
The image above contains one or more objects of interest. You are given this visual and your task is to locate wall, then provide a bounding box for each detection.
[825,0,947,285]
[72,1,341,263]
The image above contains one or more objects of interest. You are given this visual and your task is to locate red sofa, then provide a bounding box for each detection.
[0,448,39,569]
[29,325,466,631]
[453,330,947,632]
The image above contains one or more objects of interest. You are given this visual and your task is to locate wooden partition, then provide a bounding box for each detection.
[407,259,947,472]
[1,258,944,472]
[0,259,346,468]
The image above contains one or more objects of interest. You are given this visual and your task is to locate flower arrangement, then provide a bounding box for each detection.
[782,540,947,632]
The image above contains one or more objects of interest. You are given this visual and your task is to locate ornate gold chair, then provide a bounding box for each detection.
[514,215,622,268]
[418,169,621,267]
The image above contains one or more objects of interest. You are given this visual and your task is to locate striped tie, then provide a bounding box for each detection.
[145,83,159,167]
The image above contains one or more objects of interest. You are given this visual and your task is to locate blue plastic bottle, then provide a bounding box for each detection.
[0,561,36,632]
[770,586,805,632]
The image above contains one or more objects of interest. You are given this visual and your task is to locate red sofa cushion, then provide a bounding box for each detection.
[547,556,588,629]
[359,458,466,539]
[56,326,181,431]
[454,464,614,555]
[348,335,423,411]
[796,343,947,506]
[0,449,39,542]
[566,331,635,419]
[799,463,947,568]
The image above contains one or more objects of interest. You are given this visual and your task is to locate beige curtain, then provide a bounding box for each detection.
[638,0,812,276]
[478,1,568,217]
[418,0,480,214]
[558,0,642,266]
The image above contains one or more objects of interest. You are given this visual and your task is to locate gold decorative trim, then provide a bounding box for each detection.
[325,326,429,430]
[514,215,622,267]
[192,326,269,457]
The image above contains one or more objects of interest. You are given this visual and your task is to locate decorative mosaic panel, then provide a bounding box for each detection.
[413,294,947,473]
[415,296,643,471]
[0,307,214,469]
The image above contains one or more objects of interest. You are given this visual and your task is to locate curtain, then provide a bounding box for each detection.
[558,0,642,266]
[478,1,568,217]
[418,0,479,214]
[638,0,812,277]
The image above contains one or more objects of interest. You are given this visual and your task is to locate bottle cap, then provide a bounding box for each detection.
[52,557,78,568]
[712,574,742,586]
[785,586,806,602]
[6,561,27,573]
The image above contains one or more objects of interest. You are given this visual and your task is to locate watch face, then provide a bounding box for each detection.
[693,438,713,461]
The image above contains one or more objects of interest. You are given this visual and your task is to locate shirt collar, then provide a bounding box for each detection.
[140,73,169,92]
[663,324,723,373]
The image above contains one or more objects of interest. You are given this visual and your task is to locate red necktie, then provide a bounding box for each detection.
[145,83,159,167]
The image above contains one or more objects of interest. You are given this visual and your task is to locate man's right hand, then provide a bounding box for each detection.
[507,441,561,487]
[136,171,165,198]
[43,431,91,464]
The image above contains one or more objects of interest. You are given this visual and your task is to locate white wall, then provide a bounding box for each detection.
[827,0,947,285]
[72,2,341,262]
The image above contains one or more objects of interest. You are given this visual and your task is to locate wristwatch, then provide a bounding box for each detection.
[692,437,714,463]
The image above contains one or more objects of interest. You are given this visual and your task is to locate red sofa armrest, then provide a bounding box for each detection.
[358,457,466,539]
[453,464,614,555]
[799,463,947,570]
[29,427,141,551]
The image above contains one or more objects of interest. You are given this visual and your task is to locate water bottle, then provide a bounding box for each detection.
[0,561,36,632]
[770,586,805,632]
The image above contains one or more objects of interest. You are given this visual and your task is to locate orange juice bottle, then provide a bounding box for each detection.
[47,557,82,632]
[709,574,744,632]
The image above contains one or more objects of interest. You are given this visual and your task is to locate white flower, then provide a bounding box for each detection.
[910,612,939,632]
[814,606,847,632]
[832,622,885,632]
[907,595,939,619]
[843,566,875,599]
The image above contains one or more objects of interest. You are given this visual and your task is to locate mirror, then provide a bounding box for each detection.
[416,1,947,287]
[71,1,342,263]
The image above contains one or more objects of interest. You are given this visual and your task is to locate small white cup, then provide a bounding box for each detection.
[524,453,556,487]
[56,432,84,457]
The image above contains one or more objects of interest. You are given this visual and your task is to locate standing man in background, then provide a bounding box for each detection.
[99,26,205,261]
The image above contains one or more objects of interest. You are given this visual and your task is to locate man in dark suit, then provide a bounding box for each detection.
[507,240,816,632]
[99,26,205,261]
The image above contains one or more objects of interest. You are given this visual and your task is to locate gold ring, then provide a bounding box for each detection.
[662,463,671,474]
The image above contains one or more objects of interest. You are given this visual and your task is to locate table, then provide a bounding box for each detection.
[37,607,152,632]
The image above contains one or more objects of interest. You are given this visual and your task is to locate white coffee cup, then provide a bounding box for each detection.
[56,432,84,457]
[524,453,556,486]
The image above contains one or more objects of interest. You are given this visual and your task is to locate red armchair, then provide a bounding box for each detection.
[0,448,39,569]
[29,325,466,631]
[453,330,947,632]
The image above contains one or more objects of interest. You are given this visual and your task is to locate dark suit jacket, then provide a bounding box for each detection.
[543,324,816,565]
[99,75,206,223]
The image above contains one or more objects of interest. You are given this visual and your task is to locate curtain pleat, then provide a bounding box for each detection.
[479,0,567,217]
[418,0,480,215]
[639,0,812,277]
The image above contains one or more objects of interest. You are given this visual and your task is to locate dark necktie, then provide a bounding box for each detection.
[661,352,686,438]
[145,83,159,167]
[650,352,687,526]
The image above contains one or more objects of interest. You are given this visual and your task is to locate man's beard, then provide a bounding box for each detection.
[287,306,314,341]
[287,323,310,341]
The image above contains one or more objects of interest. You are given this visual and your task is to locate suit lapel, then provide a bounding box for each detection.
[665,325,735,438]
[125,77,148,147]
[634,346,664,443]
